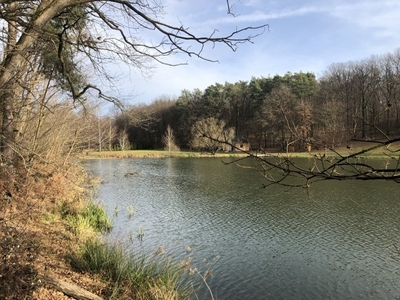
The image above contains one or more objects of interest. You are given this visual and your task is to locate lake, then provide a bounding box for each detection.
[82,157,400,300]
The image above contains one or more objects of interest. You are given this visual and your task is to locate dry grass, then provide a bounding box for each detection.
[79,149,248,159]
[68,239,190,299]
[79,140,399,161]
[0,161,198,300]
[0,163,107,299]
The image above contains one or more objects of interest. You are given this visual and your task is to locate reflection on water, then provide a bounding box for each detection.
[83,157,400,300]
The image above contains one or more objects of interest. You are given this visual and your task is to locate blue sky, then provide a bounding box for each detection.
[113,0,400,105]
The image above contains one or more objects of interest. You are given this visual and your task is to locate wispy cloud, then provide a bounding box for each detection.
[209,0,400,31]
[212,6,325,24]
[328,1,400,28]
[120,0,400,104]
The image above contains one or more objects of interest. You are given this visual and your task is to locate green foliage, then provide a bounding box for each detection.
[202,83,226,117]
[116,70,321,151]
[84,201,113,232]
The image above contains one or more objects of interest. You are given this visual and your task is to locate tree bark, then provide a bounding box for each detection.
[0,0,78,161]
[1,2,17,161]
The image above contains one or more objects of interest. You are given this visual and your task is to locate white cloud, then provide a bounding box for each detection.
[328,1,400,28]
[207,0,400,34]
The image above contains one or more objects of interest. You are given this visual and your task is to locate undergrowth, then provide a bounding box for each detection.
[62,172,194,299]
[0,159,212,299]
[68,239,191,299]
[66,200,112,234]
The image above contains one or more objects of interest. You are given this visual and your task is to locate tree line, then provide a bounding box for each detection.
[104,48,400,153]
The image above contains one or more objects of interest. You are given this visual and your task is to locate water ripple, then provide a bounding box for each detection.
[83,158,400,300]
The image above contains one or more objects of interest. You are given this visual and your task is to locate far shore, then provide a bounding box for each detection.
[78,141,397,160]
[79,149,250,159]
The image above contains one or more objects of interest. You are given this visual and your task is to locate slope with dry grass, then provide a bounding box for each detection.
[0,157,206,300]
[0,162,108,299]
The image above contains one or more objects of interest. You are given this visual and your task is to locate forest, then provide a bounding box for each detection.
[8,48,400,162]
[88,48,400,154]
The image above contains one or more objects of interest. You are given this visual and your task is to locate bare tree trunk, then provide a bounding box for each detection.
[109,119,112,151]
[98,118,102,152]
[0,0,73,162]
[0,3,18,162]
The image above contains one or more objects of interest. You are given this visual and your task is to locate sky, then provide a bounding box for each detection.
[109,0,400,106]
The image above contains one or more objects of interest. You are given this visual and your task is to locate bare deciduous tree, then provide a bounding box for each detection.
[163,125,179,152]
[0,1,267,163]
[117,129,130,151]
[191,117,235,154]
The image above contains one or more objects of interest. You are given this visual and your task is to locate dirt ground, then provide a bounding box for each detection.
[0,165,106,299]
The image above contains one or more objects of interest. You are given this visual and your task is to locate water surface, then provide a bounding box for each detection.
[83,157,400,300]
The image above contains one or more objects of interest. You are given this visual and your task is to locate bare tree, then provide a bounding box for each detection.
[191,117,235,154]
[117,129,130,151]
[163,125,179,152]
[0,1,267,163]
[258,84,301,151]
[314,99,346,148]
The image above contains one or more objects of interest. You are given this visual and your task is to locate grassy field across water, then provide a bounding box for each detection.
[80,149,249,159]
[79,141,399,160]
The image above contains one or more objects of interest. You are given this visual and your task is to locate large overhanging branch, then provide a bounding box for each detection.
[1,0,268,101]
[55,20,123,109]
[86,0,268,64]
[39,0,267,107]
[201,133,400,188]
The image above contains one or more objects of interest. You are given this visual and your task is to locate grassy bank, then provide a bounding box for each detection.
[65,196,193,299]
[79,141,397,161]
[0,162,199,299]
[69,240,191,299]
[80,149,249,159]
[0,163,107,299]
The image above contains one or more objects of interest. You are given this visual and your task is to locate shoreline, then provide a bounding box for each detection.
[78,144,393,160]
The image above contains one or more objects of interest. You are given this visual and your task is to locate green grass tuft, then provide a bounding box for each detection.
[83,201,113,232]
[67,200,112,234]
[69,240,190,299]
